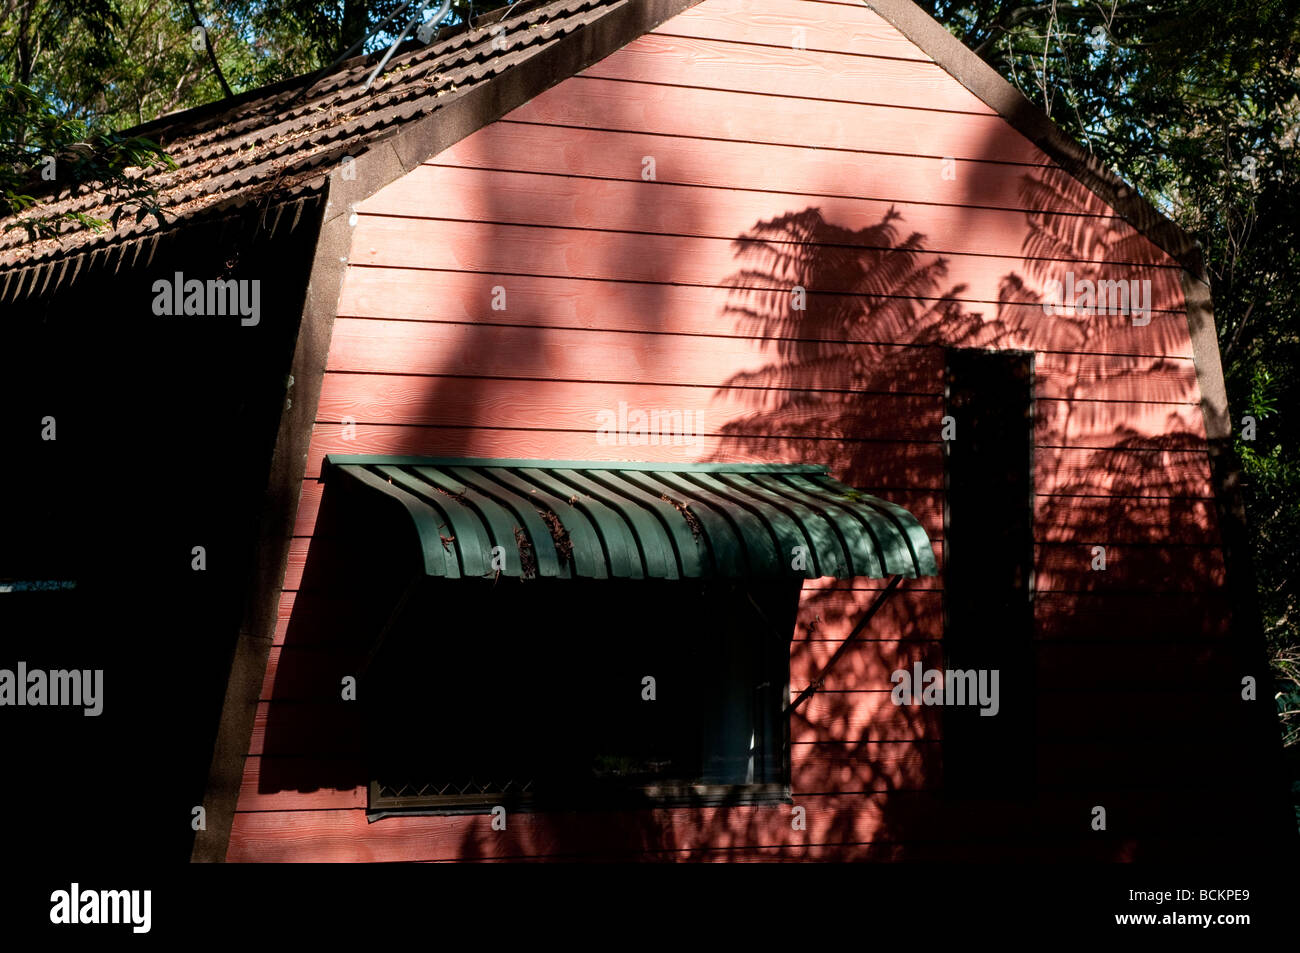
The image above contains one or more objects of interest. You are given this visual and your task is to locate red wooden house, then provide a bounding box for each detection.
[1,0,1290,863]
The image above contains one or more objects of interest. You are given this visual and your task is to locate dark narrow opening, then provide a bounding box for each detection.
[942,348,1036,797]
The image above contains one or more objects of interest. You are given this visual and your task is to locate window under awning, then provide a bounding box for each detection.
[319,456,938,581]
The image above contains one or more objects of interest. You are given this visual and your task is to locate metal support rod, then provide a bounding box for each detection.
[289,0,419,106]
[356,574,425,681]
[787,574,904,715]
[363,0,453,92]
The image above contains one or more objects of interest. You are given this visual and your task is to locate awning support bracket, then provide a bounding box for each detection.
[787,574,904,715]
[357,573,424,682]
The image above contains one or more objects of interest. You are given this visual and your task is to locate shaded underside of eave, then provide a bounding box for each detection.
[0,190,325,305]
[321,456,938,581]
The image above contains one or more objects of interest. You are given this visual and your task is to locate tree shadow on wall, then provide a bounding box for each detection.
[694,173,1251,860]
[257,174,1263,862]
[691,206,988,859]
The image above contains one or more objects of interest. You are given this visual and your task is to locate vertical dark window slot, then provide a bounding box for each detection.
[942,349,1036,797]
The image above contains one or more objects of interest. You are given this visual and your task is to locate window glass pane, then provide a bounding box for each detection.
[364,579,795,810]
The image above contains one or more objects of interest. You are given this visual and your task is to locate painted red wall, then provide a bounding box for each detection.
[228,0,1251,861]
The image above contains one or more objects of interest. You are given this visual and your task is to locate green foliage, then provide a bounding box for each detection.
[227,0,514,63]
[2,0,316,129]
[0,81,175,239]
[2,2,520,132]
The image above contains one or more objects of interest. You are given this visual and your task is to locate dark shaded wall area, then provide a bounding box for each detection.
[0,195,324,862]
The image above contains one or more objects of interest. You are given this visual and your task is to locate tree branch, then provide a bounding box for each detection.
[185,0,234,99]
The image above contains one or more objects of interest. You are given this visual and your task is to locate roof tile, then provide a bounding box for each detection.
[0,0,623,270]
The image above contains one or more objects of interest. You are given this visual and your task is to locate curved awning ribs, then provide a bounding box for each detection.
[320,456,939,582]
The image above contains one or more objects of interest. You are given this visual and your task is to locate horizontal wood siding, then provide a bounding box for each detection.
[230,0,1239,862]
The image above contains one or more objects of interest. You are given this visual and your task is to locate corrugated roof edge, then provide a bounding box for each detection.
[320,455,831,477]
[323,456,936,580]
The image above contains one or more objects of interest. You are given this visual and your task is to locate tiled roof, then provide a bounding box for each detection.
[0,0,624,271]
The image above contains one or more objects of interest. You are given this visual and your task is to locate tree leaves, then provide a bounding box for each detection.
[0,82,175,239]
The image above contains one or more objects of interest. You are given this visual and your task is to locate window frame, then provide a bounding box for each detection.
[362,578,799,819]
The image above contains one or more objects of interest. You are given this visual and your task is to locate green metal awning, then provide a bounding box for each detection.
[320,456,938,581]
